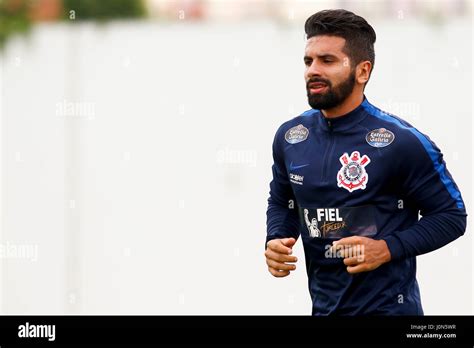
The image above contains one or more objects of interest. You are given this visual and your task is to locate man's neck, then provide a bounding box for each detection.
[321,93,364,118]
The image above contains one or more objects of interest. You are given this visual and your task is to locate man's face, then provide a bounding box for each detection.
[304,35,356,110]
[311,219,317,227]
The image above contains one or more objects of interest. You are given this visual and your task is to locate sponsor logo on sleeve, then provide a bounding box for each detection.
[366,128,395,148]
[285,124,309,144]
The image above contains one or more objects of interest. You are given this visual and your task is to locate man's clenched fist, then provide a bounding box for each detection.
[265,237,298,277]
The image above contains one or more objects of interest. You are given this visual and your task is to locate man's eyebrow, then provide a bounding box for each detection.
[304,54,339,60]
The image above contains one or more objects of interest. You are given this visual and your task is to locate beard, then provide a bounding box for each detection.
[306,70,356,110]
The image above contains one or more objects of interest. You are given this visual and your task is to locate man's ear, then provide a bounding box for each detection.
[356,61,372,85]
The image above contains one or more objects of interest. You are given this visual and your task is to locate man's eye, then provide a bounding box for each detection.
[323,59,333,63]
[304,61,311,66]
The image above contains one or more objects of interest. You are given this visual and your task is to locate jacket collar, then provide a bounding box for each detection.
[316,96,370,133]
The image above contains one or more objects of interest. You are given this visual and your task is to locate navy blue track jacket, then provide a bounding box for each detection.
[266,96,467,315]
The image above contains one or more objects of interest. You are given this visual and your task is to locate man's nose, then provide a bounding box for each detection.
[306,61,323,79]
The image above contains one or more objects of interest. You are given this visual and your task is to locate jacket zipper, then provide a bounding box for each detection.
[321,120,335,182]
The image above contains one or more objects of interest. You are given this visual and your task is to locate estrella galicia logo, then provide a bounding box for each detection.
[285,124,309,144]
[337,151,371,192]
[366,128,395,148]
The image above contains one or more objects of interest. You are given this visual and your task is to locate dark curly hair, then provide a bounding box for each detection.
[305,9,376,75]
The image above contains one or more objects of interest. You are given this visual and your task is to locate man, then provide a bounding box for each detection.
[264,9,467,315]
[304,208,321,238]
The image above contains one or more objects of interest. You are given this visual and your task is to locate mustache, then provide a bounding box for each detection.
[306,78,331,89]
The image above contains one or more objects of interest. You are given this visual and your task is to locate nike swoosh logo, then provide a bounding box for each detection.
[289,162,310,171]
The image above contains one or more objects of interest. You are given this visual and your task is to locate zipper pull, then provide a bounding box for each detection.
[327,119,333,131]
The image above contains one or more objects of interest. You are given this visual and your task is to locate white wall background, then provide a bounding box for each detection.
[0,16,472,314]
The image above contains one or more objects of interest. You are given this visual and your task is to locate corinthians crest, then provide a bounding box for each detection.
[337,151,371,192]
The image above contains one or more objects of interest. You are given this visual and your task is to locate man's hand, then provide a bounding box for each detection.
[331,236,391,274]
[265,238,298,277]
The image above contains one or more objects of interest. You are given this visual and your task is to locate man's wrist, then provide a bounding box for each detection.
[379,239,392,263]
